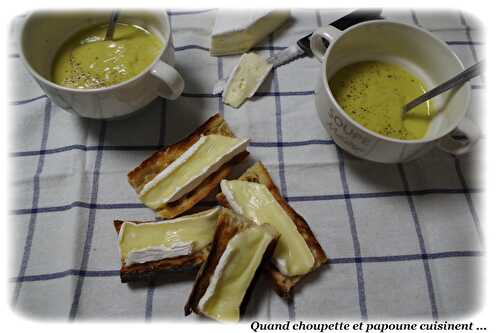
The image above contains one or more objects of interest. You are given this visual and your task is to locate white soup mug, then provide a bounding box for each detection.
[19,10,185,119]
[311,20,481,163]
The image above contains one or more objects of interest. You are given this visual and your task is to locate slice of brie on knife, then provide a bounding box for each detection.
[222,53,273,108]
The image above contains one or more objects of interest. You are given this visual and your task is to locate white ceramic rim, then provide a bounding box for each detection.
[322,20,471,145]
[18,10,170,94]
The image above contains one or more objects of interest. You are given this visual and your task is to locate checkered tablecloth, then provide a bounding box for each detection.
[9,9,484,321]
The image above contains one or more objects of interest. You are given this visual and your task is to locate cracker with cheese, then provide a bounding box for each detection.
[185,208,279,322]
[128,114,249,219]
[113,207,221,283]
[216,161,327,298]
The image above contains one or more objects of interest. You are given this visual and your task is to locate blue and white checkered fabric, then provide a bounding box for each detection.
[9,9,483,321]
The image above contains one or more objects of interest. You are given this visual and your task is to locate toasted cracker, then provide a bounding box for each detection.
[216,161,328,298]
[113,219,212,283]
[128,114,248,219]
[184,208,279,321]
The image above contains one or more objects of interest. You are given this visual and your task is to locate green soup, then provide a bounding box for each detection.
[329,61,436,140]
[52,23,163,89]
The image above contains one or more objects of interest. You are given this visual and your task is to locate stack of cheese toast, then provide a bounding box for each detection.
[114,114,327,322]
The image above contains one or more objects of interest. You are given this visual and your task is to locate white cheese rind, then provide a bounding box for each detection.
[273,257,289,276]
[124,242,193,267]
[220,180,244,215]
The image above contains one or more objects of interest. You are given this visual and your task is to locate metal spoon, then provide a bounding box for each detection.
[104,10,120,41]
[403,60,484,113]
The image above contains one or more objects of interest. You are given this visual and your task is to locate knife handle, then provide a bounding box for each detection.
[297,9,383,56]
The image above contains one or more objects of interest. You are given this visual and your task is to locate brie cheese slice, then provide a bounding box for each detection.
[210,10,290,56]
[222,52,273,108]
[220,180,315,276]
[139,134,249,209]
[118,207,220,267]
[198,225,275,322]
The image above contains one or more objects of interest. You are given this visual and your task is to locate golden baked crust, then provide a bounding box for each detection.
[184,208,279,321]
[113,219,212,283]
[216,161,328,298]
[128,114,248,219]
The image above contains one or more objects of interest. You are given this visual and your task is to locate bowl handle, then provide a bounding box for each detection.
[437,117,481,155]
[150,60,185,100]
[310,25,343,63]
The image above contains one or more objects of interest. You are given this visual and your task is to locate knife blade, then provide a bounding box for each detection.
[213,9,383,95]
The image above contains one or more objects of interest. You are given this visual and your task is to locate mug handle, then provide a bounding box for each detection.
[310,25,343,63]
[437,117,481,155]
[150,60,185,100]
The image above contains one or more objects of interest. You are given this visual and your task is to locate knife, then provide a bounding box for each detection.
[213,9,383,95]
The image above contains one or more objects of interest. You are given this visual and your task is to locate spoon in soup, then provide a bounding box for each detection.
[402,60,483,114]
[104,10,120,41]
